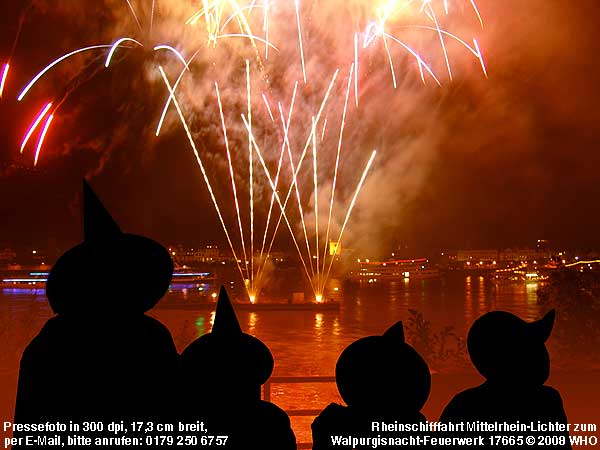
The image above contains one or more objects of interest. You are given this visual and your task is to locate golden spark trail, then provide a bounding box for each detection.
[470,0,484,28]
[33,114,53,167]
[125,0,143,32]
[0,63,9,99]
[322,64,353,277]
[246,59,254,294]
[20,102,53,153]
[188,0,262,58]
[398,25,488,76]
[241,114,314,291]
[354,33,359,107]
[321,117,328,141]
[256,119,286,267]
[156,48,201,136]
[266,70,339,268]
[473,39,487,77]
[263,0,270,60]
[277,100,315,284]
[382,33,398,88]
[312,116,320,291]
[323,150,377,291]
[215,81,250,282]
[363,22,440,85]
[158,66,248,294]
[17,45,113,101]
[150,0,156,34]
[254,115,288,293]
[258,84,297,272]
[258,86,309,285]
[261,93,275,122]
[294,0,307,83]
[105,37,143,68]
[427,4,452,80]
[383,33,441,85]
[153,45,190,69]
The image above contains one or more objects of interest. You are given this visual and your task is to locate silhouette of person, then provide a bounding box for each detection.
[179,286,296,450]
[311,321,431,449]
[14,180,178,447]
[440,310,571,449]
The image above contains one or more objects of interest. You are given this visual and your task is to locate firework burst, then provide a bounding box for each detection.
[6,0,489,299]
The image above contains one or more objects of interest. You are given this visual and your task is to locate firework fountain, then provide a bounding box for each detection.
[2,0,488,302]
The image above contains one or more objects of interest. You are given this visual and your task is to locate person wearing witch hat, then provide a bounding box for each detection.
[179,286,296,450]
[311,321,432,450]
[440,310,571,449]
[14,180,178,446]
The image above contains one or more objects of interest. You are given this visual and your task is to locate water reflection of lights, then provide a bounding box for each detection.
[333,317,340,336]
[526,283,538,304]
[478,278,485,308]
[465,276,473,322]
[249,312,257,332]
[315,313,324,329]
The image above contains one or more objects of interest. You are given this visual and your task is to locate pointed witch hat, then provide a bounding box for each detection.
[180,286,274,387]
[335,321,431,413]
[467,310,555,383]
[45,180,173,315]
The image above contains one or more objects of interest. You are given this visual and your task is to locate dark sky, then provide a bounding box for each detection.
[1,0,600,256]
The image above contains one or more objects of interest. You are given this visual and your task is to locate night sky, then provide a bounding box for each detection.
[1,0,600,256]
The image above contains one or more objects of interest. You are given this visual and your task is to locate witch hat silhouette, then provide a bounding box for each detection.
[179,286,296,449]
[181,286,274,388]
[82,179,121,241]
[46,179,173,315]
[212,286,243,336]
[467,309,556,384]
[335,321,430,413]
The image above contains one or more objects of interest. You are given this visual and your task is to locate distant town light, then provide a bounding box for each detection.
[32,250,37,254]
[211,292,217,299]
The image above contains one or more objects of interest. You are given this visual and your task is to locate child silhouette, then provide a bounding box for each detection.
[14,181,178,442]
[311,321,431,449]
[179,286,296,450]
[440,310,571,449]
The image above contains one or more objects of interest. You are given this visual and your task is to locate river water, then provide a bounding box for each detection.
[2,275,556,445]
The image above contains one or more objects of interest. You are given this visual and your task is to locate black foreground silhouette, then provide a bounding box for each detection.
[440,310,571,449]
[311,321,431,449]
[179,286,297,450]
[14,180,178,448]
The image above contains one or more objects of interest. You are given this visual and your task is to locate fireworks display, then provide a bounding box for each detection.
[1,0,488,301]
